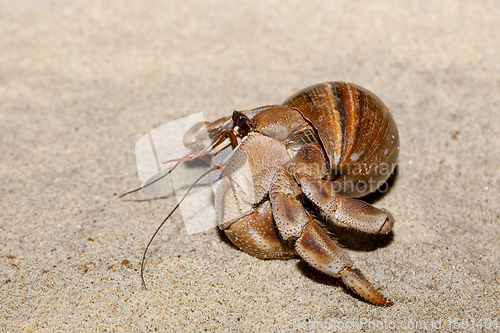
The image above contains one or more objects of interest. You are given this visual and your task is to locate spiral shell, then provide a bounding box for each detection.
[283,81,399,198]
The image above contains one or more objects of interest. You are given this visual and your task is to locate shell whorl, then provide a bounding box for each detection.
[283,81,399,198]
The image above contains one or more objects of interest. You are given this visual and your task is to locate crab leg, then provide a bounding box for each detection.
[290,142,395,234]
[298,173,395,234]
[269,143,392,306]
[296,220,392,306]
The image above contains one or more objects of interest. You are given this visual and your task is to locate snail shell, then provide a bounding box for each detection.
[283,82,399,198]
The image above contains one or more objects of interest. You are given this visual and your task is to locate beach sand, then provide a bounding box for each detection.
[1,1,499,331]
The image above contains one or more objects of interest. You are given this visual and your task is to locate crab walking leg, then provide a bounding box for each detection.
[298,174,395,234]
[296,221,392,306]
[269,145,392,305]
[290,143,395,234]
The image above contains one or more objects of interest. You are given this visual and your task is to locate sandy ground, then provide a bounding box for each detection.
[1,1,499,332]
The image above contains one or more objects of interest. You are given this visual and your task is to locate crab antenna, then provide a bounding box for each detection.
[118,161,183,198]
[140,129,244,289]
[140,164,220,290]
[120,129,238,199]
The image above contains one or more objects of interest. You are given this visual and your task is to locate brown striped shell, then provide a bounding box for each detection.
[283,82,399,198]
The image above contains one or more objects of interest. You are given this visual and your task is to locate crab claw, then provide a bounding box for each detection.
[340,267,393,306]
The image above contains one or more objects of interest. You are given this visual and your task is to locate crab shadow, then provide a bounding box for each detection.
[363,163,399,205]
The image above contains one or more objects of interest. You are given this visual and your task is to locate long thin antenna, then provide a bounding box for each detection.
[119,161,182,198]
[120,129,237,199]
[140,164,220,289]
[122,127,242,289]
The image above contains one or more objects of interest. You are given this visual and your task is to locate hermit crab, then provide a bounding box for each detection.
[125,81,399,306]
